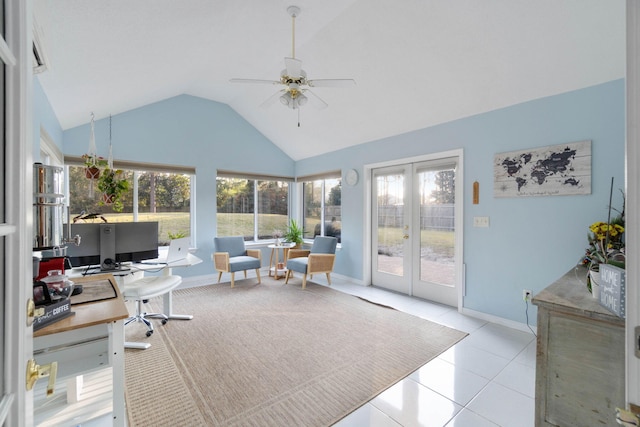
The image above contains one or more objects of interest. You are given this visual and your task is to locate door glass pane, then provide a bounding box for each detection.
[376,173,405,276]
[417,167,455,286]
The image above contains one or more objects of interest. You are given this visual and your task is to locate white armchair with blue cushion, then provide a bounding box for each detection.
[213,236,262,287]
[285,236,337,289]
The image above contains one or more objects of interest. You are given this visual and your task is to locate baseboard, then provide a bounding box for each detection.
[460,307,537,335]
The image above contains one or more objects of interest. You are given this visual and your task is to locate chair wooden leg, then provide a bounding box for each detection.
[285,270,291,284]
[256,269,261,284]
[217,271,222,283]
[326,273,331,285]
[243,270,247,279]
[230,272,235,288]
[302,274,307,289]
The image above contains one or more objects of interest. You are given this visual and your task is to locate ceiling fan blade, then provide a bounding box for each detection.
[307,79,356,87]
[259,89,286,109]
[284,57,302,78]
[230,78,281,85]
[304,89,328,110]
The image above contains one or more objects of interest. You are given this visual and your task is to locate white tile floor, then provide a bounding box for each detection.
[71,274,537,427]
[324,277,536,427]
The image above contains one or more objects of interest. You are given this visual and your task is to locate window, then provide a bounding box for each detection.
[300,173,342,242]
[216,172,290,241]
[66,157,194,245]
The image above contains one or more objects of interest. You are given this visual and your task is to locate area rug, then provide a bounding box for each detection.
[124,278,467,426]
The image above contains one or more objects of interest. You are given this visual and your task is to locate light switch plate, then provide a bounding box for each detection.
[473,216,490,227]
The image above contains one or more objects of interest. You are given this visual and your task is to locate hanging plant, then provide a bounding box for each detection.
[97,168,129,212]
[81,153,108,179]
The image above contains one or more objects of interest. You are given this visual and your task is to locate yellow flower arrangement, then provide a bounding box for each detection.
[586,221,625,266]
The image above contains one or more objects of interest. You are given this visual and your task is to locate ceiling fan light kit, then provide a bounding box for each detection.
[230,5,355,121]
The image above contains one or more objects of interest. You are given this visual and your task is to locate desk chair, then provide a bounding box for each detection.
[213,236,262,287]
[122,275,182,337]
[285,236,337,289]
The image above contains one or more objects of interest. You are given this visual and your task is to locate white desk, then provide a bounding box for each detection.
[34,274,128,426]
[68,252,202,320]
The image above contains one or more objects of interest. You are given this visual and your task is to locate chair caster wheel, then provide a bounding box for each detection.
[146,330,153,337]
[162,319,168,325]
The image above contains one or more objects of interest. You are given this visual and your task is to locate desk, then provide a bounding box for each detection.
[68,252,202,320]
[34,274,129,426]
[268,243,295,280]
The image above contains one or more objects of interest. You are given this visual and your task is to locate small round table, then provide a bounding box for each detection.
[268,243,296,280]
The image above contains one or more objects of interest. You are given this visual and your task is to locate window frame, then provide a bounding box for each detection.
[64,156,196,246]
[216,171,293,243]
[298,171,342,243]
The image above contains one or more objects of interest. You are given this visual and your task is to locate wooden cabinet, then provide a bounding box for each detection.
[532,266,625,427]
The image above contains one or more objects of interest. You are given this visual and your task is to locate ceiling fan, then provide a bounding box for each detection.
[230,5,356,114]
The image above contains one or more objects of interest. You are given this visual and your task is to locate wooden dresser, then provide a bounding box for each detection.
[532,266,625,427]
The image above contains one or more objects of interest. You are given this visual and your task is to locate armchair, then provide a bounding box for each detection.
[285,236,337,289]
[213,237,262,287]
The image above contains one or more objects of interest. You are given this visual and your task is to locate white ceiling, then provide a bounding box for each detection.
[34,0,626,161]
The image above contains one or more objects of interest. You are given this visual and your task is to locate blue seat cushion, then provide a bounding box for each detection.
[287,257,309,274]
[215,236,247,258]
[228,256,261,272]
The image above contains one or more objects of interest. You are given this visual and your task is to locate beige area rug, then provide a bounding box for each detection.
[124,278,467,426]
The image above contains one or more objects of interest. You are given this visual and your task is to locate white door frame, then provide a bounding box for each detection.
[626,0,640,409]
[363,149,464,309]
[3,0,34,425]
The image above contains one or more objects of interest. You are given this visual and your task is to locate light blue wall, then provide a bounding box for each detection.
[33,78,63,158]
[297,79,625,324]
[33,78,625,325]
[61,95,295,277]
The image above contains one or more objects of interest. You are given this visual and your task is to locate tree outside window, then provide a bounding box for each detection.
[68,165,192,245]
[302,176,341,242]
[216,176,289,241]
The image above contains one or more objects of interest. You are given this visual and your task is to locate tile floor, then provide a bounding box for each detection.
[326,277,537,427]
[74,274,537,427]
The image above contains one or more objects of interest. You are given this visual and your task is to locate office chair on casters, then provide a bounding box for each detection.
[122,275,182,337]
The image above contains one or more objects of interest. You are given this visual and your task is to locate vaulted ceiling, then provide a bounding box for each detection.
[34,0,625,160]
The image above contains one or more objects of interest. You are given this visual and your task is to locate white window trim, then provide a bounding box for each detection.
[39,127,63,166]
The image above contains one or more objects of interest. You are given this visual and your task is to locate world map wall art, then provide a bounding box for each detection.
[494,140,591,198]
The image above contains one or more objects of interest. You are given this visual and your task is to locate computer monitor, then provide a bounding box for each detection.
[113,222,159,263]
[64,222,159,269]
[64,223,101,267]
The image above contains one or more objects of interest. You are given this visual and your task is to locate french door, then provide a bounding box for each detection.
[1,1,34,425]
[371,156,461,307]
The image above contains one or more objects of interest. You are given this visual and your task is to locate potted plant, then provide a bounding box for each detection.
[81,153,108,179]
[583,191,625,295]
[97,168,129,212]
[283,219,303,248]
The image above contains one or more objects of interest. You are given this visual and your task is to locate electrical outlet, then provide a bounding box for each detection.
[523,289,532,301]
